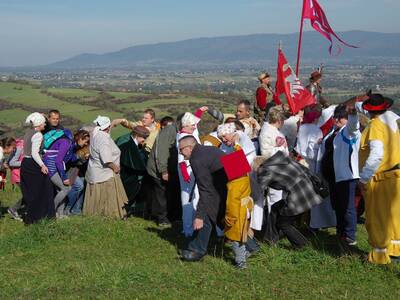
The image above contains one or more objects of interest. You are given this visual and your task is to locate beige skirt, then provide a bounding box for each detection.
[83,174,128,218]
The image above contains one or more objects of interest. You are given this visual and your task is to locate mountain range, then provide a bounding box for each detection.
[42,31,400,70]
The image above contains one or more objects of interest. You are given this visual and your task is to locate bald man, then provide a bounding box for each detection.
[178,135,228,262]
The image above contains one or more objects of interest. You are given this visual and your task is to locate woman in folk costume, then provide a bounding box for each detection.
[21,113,55,224]
[176,107,208,237]
[296,107,336,230]
[217,123,258,268]
[83,116,128,218]
[258,106,290,242]
[217,123,254,268]
[356,94,400,264]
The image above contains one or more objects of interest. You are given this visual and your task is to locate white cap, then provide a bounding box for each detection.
[217,123,236,137]
[93,115,111,130]
[25,112,46,127]
[181,112,200,127]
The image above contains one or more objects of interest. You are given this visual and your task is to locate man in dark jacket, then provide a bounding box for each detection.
[178,135,228,261]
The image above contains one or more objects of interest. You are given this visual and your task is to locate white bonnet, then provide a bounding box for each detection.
[181,112,200,127]
[93,115,111,130]
[217,123,236,137]
[25,112,46,127]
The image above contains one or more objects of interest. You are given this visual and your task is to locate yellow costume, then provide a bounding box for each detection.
[224,145,254,243]
[360,112,400,264]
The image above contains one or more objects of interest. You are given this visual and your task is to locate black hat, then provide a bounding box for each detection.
[362,93,394,112]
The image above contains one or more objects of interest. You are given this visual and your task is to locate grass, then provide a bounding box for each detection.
[0,108,31,127]
[108,91,148,99]
[0,82,97,113]
[116,97,223,110]
[47,87,99,98]
[1,188,400,299]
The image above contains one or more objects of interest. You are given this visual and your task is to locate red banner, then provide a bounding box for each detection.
[275,49,316,114]
[302,0,358,54]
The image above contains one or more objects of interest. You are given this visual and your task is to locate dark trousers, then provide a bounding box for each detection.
[276,214,308,249]
[151,176,169,223]
[188,214,213,255]
[330,179,358,240]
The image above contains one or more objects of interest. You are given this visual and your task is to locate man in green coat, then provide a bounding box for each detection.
[116,126,150,211]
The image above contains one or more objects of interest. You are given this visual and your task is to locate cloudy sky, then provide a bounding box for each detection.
[0,0,399,66]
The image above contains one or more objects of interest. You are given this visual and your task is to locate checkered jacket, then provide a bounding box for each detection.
[257,151,323,216]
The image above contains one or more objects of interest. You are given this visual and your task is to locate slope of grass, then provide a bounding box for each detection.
[0,108,31,127]
[0,82,97,113]
[108,91,148,99]
[1,189,399,299]
[47,87,100,98]
[116,97,226,110]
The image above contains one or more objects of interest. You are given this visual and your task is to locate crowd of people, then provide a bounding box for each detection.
[0,70,399,268]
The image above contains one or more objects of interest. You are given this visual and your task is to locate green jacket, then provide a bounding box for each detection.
[115,133,147,201]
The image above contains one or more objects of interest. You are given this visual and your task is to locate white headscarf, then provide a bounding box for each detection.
[217,123,236,137]
[25,112,46,127]
[93,115,111,130]
[181,112,200,127]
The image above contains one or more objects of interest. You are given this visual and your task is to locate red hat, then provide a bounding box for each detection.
[362,94,394,112]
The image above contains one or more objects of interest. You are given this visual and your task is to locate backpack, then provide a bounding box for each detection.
[43,129,66,150]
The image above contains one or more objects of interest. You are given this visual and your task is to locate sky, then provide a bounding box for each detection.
[0,0,399,67]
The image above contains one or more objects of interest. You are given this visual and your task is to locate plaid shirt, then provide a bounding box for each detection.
[257,151,323,216]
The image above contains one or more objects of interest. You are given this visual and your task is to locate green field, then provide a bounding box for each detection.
[0,82,236,139]
[47,87,99,98]
[0,82,98,113]
[0,189,400,299]
[0,108,31,127]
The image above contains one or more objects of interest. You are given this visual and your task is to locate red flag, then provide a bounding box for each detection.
[302,0,358,54]
[275,49,316,114]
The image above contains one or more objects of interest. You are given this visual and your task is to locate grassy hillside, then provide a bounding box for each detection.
[0,81,236,139]
[1,189,400,299]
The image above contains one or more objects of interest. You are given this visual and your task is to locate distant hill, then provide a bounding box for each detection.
[46,31,400,69]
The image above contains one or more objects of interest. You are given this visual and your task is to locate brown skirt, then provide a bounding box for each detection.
[83,174,128,218]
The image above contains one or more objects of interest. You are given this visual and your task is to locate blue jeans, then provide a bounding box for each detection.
[331,179,358,241]
[66,177,85,215]
[187,215,213,255]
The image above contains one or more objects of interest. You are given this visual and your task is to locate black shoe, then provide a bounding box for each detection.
[390,256,400,264]
[158,221,171,228]
[180,250,204,262]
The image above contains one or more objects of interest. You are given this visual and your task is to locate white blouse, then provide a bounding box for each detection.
[86,127,121,184]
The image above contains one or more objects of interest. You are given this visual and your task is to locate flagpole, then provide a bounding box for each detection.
[295,0,306,76]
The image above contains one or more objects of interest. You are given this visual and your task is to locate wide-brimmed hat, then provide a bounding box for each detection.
[362,93,394,112]
[310,71,322,81]
[132,125,150,139]
[258,72,270,82]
